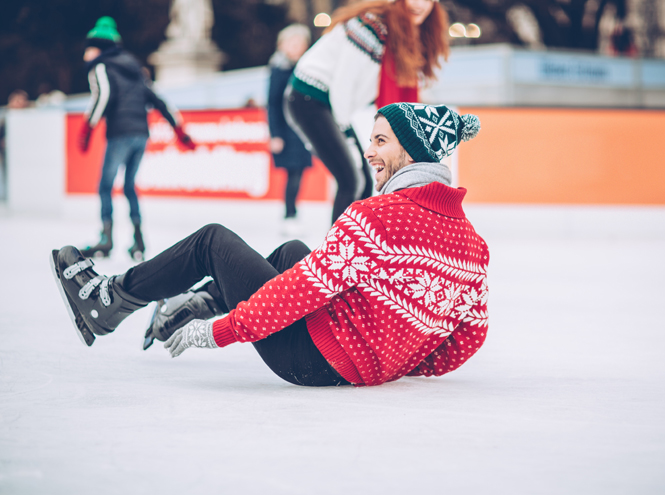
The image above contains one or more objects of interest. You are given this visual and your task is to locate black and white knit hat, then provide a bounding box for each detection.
[377,103,480,163]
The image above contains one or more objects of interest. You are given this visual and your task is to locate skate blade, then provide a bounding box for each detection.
[143,332,155,350]
[50,250,96,347]
[142,302,159,350]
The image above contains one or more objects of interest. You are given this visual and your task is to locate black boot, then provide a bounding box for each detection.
[128,223,145,262]
[50,245,149,346]
[81,221,113,258]
[143,290,224,350]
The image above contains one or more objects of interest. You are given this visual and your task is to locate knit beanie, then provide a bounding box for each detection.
[85,17,122,50]
[377,103,480,163]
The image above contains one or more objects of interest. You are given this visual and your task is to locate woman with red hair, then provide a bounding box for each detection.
[287,0,450,223]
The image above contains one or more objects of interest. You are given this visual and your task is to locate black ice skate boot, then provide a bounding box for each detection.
[142,290,224,350]
[128,222,145,262]
[80,221,113,258]
[50,246,149,346]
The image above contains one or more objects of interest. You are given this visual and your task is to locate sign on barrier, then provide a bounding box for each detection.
[66,107,330,201]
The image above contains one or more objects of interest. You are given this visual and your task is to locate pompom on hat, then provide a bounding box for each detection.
[377,103,480,163]
[85,16,122,50]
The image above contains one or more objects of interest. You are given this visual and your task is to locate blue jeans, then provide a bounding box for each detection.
[99,135,148,225]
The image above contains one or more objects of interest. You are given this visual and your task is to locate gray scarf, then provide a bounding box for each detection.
[379,162,452,195]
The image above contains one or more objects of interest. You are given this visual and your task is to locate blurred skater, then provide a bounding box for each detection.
[51,102,486,388]
[287,0,450,223]
[267,24,312,236]
[79,17,194,261]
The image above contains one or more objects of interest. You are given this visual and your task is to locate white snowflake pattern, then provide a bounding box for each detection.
[453,288,478,315]
[306,205,489,335]
[449,279,489,326]
[317,226,340,253]
[326,241,371,283]
[412,104,438,119]
[437,281,463,315]
[418,109,455,144]
[408,272,442,307]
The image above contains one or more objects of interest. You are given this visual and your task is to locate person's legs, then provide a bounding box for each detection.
[284,168,303,219]
[62,225,268,346]
[129,234,311,311]
[171,238,311,315]
[122,224,275,306]
[265,238,310,272]
[98,138,127,224]
[82,138,130,257]
[123,135,149,260]
[251,319,349,386]
[250,239,348,386]
[287,91,357,223]
[142,238,311,348]
[122,135,148,226]
[120,226,348,386]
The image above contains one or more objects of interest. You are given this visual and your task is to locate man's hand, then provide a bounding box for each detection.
[164,319,218,358]
[174,125,196,151]
[78,122,93,153]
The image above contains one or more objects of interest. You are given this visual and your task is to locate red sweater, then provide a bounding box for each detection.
[213,183,490,386]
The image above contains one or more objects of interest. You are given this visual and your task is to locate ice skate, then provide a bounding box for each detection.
[143,290,223,350]
[50,245,148,346]
[80,221,113,259]
[281,217,302,238]
[128,223,145,262]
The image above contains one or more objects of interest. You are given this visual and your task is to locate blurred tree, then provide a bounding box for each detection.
[0,0,288,104]
[1,0,653,105]
[212,0,288,70]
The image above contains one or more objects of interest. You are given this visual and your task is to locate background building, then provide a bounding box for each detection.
[2,0,665,105]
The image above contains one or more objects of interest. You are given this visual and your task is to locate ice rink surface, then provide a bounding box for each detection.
[1,196,664,494]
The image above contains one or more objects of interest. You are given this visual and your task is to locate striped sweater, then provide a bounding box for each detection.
[212,182,490,386]
[291,13,388,131]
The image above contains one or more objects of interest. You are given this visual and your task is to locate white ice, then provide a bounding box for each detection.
[1,196,664,494]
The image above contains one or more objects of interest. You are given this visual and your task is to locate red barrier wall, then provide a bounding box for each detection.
[68,107,665,205]
[66,108,331,201]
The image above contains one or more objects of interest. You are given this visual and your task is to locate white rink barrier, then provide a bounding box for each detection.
[6,108,66,216]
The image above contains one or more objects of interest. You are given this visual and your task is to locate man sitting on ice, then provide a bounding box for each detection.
[51,102,488,387]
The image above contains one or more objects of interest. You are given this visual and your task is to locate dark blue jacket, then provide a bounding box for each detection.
[85,47,179,139]
[268,52,311,171]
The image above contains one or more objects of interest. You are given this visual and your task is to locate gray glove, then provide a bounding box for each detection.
[164,319,218,358]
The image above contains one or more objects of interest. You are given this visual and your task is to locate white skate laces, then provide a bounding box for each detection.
[163,319,218,358]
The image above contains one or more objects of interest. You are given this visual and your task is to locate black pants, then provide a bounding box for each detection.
[121,224,349,387]
[287,90,372,223]
[285,168,302,219]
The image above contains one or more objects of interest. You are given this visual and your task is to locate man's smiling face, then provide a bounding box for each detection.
[364,115,414,192]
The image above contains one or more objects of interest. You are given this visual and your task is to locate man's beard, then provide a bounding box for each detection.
[379,149,412,191]
[397,148,410,169]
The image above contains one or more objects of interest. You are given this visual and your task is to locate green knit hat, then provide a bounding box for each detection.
[377,103,480,163]
[86,17,122,48]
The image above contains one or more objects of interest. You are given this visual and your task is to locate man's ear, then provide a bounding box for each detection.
[405,150,415,163]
